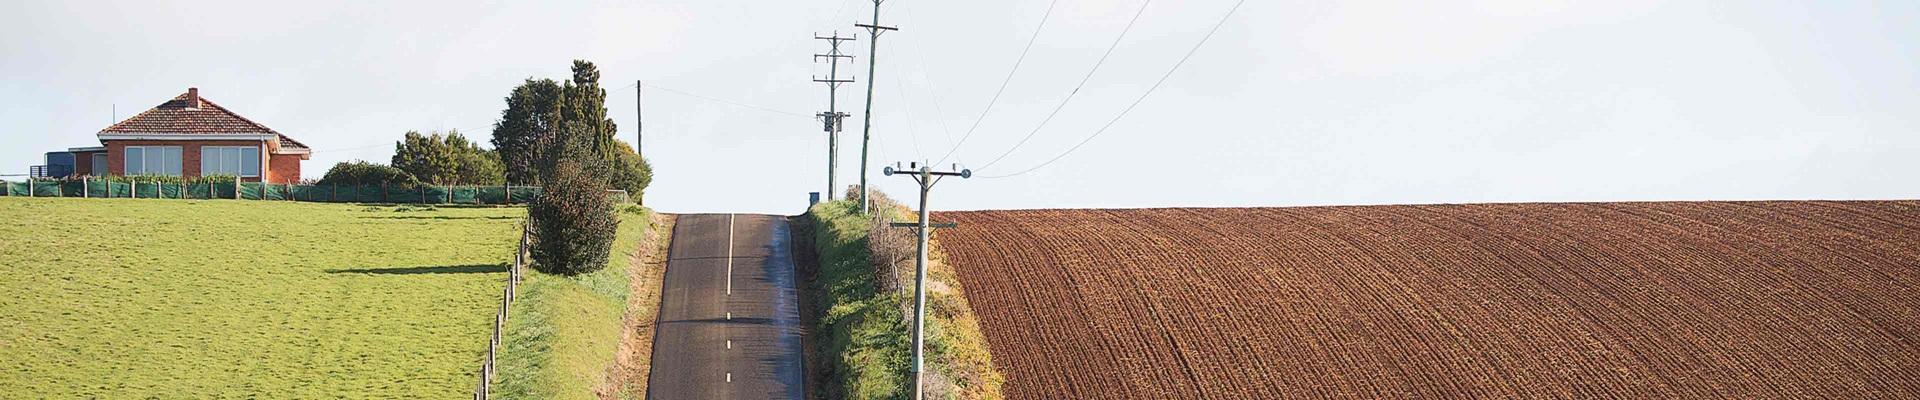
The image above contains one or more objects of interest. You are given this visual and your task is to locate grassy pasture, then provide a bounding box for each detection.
[0,197,521,398]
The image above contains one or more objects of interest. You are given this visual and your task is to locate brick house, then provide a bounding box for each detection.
[40,88,309,183]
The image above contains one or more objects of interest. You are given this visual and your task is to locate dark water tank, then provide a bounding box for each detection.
[42,151,75,178]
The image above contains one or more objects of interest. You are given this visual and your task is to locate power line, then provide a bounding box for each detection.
[974,0,1153,171]
[933,0,1063,166]
[641,82,812,119]
[308,126,487,153]
[888,40,926,161]
[816,0,859,28]
[312,142,394,153]
[980,0,1247,179]
[898,0,963,165]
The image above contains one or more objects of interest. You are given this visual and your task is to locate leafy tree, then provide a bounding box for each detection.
[491,60,630,187]
[393,130,505,185]
[525,60,633,274]
[556,60,619,159]
[391,131,459,185]
[491,79,562,185]
[453,146,506,186]
[316,161,419,187]
[527,135,617,275]
[608,139,651,200]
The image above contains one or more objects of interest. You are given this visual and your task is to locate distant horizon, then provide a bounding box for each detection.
[925,197,1917,213]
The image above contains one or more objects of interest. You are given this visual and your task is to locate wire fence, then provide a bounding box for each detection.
[0,177,631,204]
[475,221,530,399]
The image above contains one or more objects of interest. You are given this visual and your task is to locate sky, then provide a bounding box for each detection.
[3,0,1916,215]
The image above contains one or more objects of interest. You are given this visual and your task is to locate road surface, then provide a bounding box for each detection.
[646,214,803,399]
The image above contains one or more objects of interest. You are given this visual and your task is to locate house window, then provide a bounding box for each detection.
[90,153,106,176]
[201,146,261,178]
[124,146,183,176]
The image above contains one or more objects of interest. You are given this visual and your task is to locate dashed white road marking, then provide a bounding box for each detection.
[726,372,733,383]
[727,340,732,349]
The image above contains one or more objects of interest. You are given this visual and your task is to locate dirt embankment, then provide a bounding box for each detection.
[937,201,1920,399]
[597,213,675,399]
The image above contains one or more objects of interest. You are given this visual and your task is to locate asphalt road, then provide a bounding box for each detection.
[646,214,803,400]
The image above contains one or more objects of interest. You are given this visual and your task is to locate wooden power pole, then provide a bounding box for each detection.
[856,0,897,214]
[815,32,856,200]
[883,161,969,400]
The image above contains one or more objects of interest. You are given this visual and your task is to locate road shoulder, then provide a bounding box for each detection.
[598,212,675,399]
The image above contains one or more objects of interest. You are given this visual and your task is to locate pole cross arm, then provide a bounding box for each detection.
[889,222,957,228]
[883,165,973,179]
[855,23,899,31]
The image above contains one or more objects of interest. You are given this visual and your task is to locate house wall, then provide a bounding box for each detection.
[267,153,303,184]
[104,139,271,182]
[70,151,104,176]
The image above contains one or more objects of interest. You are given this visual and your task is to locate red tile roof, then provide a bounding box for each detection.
[99,88,307,150]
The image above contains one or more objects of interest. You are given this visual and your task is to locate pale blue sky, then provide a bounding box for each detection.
[3,0,1915,214]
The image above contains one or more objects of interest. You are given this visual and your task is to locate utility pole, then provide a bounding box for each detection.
[815,32,856,200]
[882,161,969,400]
[635,80,643,158]
[856,0,897,214]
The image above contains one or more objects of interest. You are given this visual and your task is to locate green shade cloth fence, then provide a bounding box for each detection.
[0,180,577,205]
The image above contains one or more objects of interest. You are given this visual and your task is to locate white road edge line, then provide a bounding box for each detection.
[726,214,734,296]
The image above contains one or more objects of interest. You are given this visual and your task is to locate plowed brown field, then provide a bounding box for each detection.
[934,201,1920,399]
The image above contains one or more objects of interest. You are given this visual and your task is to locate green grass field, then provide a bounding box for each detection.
[0,197,522,398]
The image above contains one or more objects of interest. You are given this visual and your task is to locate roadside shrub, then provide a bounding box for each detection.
[316,161,419,188]
[606,140,651,203]
[51,174,239,185]
[864,192,916,295]
[810,191,1005,399]
[527,151,618,275]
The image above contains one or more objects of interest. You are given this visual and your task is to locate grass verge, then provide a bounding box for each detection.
[600,212,674,399]
[0,197,522,397]
[806,195,1004,400]
[493,205,665,399]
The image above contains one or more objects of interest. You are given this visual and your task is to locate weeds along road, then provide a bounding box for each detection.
[646,214,803,399]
